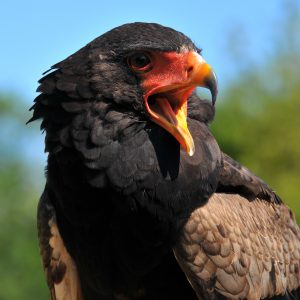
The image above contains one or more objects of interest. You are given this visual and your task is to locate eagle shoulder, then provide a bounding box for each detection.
[174,193,300,299]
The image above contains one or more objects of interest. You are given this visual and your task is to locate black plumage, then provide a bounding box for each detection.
[30,22,300,300]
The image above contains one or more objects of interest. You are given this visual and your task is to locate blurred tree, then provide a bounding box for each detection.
[0,94,48,299]
[211,1,300,222]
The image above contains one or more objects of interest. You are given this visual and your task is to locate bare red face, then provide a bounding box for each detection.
[128,50,217,156]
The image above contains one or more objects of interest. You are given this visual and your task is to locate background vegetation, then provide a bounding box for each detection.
[0,7,299,300]
[212,6,300,220]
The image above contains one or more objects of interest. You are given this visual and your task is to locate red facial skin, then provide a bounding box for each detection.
[129,51,215,156]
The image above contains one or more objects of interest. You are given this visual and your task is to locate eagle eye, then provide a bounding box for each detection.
[127,52,152,73]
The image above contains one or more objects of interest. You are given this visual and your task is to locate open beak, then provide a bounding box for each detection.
[143,51,218,156]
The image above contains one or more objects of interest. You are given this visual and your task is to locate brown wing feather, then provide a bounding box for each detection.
[174,193,300,299]
[37,190,84,300]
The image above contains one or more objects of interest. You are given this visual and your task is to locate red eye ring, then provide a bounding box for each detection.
[127,52,152,73]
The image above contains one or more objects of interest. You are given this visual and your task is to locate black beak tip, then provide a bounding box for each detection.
[204,71,218,106]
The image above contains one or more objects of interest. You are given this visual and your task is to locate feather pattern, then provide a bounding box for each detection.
[174,193,300,299]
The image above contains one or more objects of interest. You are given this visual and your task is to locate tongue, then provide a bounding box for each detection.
[150,97,178,125]
[146,95,195,156]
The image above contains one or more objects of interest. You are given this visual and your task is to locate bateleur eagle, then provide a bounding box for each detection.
[29,22,300,300]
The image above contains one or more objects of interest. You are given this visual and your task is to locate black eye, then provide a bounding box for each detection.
[127,52,152,73]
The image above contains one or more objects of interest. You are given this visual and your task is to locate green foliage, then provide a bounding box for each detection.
[0,95,48,299]
[210,1,300,223]
[212,32,300,223]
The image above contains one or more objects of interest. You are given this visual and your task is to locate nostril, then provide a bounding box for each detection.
[186,66,194,77]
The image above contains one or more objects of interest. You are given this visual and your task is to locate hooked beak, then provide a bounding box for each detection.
[143,51,218,156]
[187,53,218,106]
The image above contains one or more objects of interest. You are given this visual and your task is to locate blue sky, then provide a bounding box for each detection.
[1,0,295,103]
[0,0,298,183]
